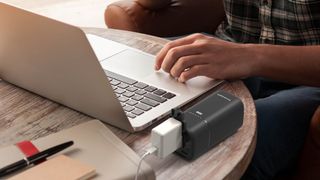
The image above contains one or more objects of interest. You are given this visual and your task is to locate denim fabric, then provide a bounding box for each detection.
[241,77,320,180]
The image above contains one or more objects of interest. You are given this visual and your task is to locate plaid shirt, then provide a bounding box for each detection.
[215,0,320,45]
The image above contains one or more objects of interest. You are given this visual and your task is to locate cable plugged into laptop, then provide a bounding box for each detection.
[135,90,244,180]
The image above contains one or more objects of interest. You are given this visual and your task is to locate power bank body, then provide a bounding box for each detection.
[173,90,244,160]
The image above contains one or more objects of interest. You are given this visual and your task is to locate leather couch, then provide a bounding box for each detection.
[105,0,320,179]
[104,0,225,37]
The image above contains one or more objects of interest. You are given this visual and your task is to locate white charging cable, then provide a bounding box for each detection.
[134,146,157,180]
[135,118,183,180]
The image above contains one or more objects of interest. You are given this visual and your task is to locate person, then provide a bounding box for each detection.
[154,0,320,179]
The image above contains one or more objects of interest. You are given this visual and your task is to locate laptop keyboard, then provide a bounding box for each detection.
[105,71,176,119]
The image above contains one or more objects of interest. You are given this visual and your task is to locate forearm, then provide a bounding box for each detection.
[250,44,320,87]
[155,34,319,85]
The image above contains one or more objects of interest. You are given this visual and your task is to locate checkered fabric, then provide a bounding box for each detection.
[215,0,320,45]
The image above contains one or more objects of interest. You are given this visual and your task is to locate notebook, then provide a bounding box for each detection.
[9,155,96,180]
[0,120,155,180]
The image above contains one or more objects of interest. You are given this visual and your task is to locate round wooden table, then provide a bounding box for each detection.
[0,28,257,180]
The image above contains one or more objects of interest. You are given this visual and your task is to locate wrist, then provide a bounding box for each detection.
[243,43,267,77]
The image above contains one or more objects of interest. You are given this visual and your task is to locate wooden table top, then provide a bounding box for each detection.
[0,28,257,180]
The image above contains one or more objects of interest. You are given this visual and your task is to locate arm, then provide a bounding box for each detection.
[155,34,320,87]
[250,44,320,87]
[105,0,225,37]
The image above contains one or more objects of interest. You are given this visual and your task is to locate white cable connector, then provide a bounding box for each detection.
[151,117,183,159]
[135,118,183,180]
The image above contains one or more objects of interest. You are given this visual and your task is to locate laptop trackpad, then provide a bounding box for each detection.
[100,49,155,79]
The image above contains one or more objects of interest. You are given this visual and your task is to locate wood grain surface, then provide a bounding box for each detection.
[0,28,257,180]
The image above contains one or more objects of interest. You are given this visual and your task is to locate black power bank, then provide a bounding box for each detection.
[172,90,244,160]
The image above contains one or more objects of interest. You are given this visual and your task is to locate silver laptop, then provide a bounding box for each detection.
[0,3,222,132]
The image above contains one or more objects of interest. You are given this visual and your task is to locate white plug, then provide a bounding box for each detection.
[136,118,182,180]
[151,118,182,158]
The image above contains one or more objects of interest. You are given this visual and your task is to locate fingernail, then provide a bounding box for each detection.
[154,65,159,70]
[178,77,185,83]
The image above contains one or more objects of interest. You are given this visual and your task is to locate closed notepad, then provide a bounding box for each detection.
[9,155,96,180]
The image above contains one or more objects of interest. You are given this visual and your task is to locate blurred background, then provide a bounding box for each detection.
[0,0,119,28]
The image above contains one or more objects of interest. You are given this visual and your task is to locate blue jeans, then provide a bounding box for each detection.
[241,77,320,180]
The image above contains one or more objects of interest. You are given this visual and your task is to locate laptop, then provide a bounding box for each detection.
[0,3,222,132]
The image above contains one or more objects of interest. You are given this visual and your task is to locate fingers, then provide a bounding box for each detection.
[161,44,201,73]
[170,55,207,78]
[154,33,216,82]
[155,33,205,70]
[178,64,209,83]
[155,37,194,70]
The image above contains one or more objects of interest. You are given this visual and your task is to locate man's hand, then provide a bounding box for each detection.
[155,33,256,82]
